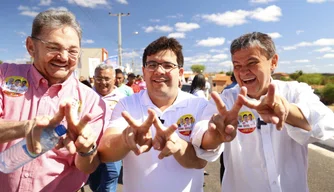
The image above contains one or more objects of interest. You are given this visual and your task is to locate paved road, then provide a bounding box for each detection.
[82,144,334,192]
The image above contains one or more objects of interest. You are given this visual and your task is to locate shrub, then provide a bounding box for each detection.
[297,74,323,85]
[320,83,334,105]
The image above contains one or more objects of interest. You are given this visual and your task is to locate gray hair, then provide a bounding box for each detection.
[94,63,114,73]
[31,10,82,44]
[230,32,276,59]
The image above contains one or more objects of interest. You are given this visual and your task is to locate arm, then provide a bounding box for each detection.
[98,127,131,162]
[0,120,30,143]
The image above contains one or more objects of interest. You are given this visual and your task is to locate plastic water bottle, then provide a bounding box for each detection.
[0,124,67,173]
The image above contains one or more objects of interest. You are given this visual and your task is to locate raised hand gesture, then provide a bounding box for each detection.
[151,112,180,159]
[239,83,289,130]
[202,88,246,149]
[121,108,156,156]
[56,102,96,155]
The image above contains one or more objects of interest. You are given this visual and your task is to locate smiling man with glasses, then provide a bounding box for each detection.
[0,10,106,192]
[98,36,212,192]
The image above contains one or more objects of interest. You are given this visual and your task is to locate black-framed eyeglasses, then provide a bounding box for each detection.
[145,61,178,72]
[30,36,81,61]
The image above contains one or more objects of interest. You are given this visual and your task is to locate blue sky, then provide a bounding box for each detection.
[1,0,334,74]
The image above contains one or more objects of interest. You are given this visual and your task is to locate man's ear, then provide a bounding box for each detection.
[26,37,35,57]
[270,54,278,73]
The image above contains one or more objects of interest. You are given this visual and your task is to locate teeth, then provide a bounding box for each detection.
[243,77,255,81]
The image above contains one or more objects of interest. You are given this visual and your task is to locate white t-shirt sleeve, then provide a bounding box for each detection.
[106,100,128,131]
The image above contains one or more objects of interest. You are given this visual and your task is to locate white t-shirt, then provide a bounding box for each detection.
[192,80,334,192]
[108,90,208,192]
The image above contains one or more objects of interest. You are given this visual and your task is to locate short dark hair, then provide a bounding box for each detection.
[142,36,184,68]
[230,32,276,60]
[115,68,123,75]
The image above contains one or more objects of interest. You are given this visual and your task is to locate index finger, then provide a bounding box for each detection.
[266,83,276,107]
[211,91,228,115]
[49,103,66,128]
[76,114,92,134]
[122,111,140,128]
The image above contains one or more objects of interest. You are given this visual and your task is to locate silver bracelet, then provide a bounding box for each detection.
[78,144,97,157]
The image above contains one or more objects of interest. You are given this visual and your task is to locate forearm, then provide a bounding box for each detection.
[200,130,222,150]
[98,128,130,162]
[74,150,100,174]
[0,120,31,143]
[173,140,207,169]
[286,104,311,131]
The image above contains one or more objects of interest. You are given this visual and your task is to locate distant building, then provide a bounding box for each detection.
[272,72,289,80]
[77,48,108,79]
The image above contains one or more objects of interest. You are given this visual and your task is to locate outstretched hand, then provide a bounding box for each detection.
[239,83,289,130]
[121,108,155,156]
[151,111,180,159]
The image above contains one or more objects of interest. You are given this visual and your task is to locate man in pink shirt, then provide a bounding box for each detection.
[0,10,106,192]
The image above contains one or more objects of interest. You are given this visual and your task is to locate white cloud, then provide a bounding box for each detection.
[67,0,108,8]
[209,49,226,53]
[39,0,52,6]
[143,25,173,33]
[323,53,334,58]
[201,5,282,27]
[279,61,291,64]
[144,26,154,33]
[283,38,334,51]
[267,32,282,39]
[175,22,200,32]
[116,0,128,4]
[296,30,304,35]
[4,54,31,64]
[212,53,229,60]
[219,60,233,67]
[250,5,282,22]
[307,0,327,3]
[82,39,94,44]
[250,0,276,3]
[168,32,185,39]
[167,14,183,19]
[196,37,226,47]
[314,47,333,52]
[201,10,250,27]
[48,7,68,11]
[18,6,39,17]
[294,59,310,63]
[313,38,334,46]
[16,31,28,37]
[149,19,160,22]
[20,11,39,17]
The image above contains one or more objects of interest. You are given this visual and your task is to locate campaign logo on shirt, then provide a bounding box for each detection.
[106,100,118,110]
[2,76,29,97]
[237,111,256,134]
[63,97,82,120]
[177,114,195,136]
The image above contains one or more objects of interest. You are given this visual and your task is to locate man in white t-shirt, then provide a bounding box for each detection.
[98,36,212,192]
[88,63,125,192]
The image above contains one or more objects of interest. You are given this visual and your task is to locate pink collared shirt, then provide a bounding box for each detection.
[0,63,106,192]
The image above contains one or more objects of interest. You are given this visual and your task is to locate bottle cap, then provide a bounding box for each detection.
[54,125,67,136]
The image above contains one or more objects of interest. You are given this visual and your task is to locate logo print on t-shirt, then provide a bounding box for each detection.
[177,114,195,136]
[2,76,29,97]
[237,111,256,134]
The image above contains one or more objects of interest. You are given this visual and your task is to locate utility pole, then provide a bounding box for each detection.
[109,12,130,67]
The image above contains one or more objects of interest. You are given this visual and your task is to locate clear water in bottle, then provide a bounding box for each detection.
[0,124,67,173]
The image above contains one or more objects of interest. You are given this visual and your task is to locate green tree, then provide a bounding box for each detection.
[190,64,205,73]
[0,60,3,64]
[297,73,323,85]
[226,71,233,76]
[289,70,303,80]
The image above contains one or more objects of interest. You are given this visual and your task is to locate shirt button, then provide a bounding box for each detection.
[24,173,30,178]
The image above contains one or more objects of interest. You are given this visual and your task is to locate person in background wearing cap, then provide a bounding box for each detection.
[115,69,133,96]
[0,10,106,192]
[126,73,141,93]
